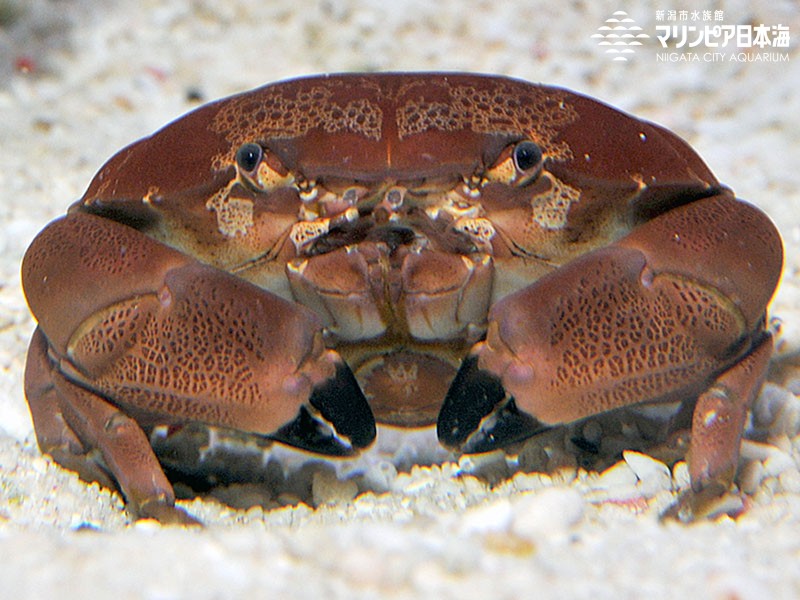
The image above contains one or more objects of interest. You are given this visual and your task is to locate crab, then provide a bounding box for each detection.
[21,73,783,524]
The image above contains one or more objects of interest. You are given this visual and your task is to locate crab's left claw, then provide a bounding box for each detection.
[439,193,782,514]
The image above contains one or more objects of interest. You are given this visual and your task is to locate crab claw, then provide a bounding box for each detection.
[439,193,782,520]
[21,211,378,521]
[437,354,546,453]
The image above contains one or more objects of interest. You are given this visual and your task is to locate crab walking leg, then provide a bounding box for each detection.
[22,213,376,464]
[24,327,117,491]
[679,333,773,517]
[25,327,197,523]
[439,193,782,498]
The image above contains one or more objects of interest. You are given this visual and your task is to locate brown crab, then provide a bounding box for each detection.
[21,73,783,523]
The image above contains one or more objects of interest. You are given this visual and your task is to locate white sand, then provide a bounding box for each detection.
[1,1,799,598]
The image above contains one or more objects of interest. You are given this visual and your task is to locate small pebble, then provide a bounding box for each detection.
[592,460,638,490]
[623,450,670,481]
[739,460,766,495]
[132,518,162,533]
[763,449,796,478]
[312,470,358,507]
[511,488,585,540]
[778,468,800,493]
[509,472,546,493]
[580,420,603,446]
[460,499,513,534]
[395,472,435,495]
[623,451,672,496]
[672,461,691,491]
[361,460,398,493]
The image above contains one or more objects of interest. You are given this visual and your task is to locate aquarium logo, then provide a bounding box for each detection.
[592,10,650,61]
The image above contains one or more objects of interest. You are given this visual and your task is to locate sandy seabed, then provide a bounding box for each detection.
[1,1,800,598]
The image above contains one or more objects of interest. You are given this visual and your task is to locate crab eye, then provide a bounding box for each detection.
[236,143,263,173]
[484,140,544,187]
[513,141,543,172]
[234,143,295,192]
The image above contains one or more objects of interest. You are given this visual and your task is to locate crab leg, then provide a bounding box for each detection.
[678,332,773,517]
[24,327,117,492]
[439,193,782,506]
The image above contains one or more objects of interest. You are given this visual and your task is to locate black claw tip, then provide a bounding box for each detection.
[272,362,376,456]
[437,354,546,453]
[460,397,546,454]
[437,354,506,449]
[309,361,377,449]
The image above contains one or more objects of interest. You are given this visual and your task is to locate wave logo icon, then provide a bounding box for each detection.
[592,10,650,61]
